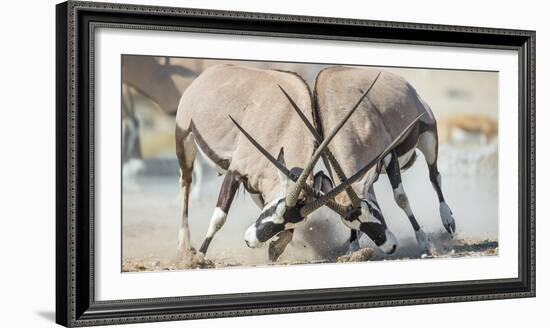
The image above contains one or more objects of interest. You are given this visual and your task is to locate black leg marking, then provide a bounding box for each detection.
[199,171,240,254]
[417,128,456,235]
[349,229,358,243]
[199,237,212,255]
[216,171,241,213]
[385,151,421,232]
[428,163,445,203]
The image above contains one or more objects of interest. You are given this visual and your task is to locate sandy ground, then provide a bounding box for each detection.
[122,138,499,272]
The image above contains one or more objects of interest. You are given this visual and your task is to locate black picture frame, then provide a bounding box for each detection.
[56,1,536,326]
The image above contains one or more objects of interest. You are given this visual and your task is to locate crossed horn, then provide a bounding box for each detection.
[229,115,349,216]
[278,71,381,209]
[230,76,424,219]
[299,113,423,216]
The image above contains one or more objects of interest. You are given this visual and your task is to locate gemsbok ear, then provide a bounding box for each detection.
[276,147,293,198]
[276,147,286,166]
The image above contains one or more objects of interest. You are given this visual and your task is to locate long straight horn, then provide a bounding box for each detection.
[228,115,291,176]
[300,113,425,217]
[229,115,349,216]
[284,72,381,208]
[279,85,361,207]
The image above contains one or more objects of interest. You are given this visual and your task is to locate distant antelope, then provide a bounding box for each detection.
[122,84,142,165]
[311,66,456,252]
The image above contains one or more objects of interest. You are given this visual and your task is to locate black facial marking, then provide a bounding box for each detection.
[349,229,358,243]
[314,171,334,193]
[289,167,304,180]
[254,199,305,242]
[256,221,284,243]
[344,206,361,222]
[364,200,385,225]
[255,199,283,225]
[360,222,387,246]
[344,200,385,227]
[343,199,388,246]
[282,202,305,224]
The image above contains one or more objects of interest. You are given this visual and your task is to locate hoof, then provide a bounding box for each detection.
[268,230,293,262]
[347,239,361,254]
[378,230,398,255]
[440,202,456,235]
[177,246,196,261]
[177,248,215,269]
[415,229,431,255]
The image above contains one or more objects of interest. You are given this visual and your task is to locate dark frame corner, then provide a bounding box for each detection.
[56,1,535,326]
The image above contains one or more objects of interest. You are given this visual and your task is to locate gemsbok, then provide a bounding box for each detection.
[175,64,322,263]
[312,66,456,252]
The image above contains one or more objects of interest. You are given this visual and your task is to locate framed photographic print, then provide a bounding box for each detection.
[56,1,535,326]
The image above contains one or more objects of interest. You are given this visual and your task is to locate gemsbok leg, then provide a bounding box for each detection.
[198,171,240,254]
[175,129,197,260]
[384,150,430,252]
[268,230,294,262]
[348,185,383,253]
[417,126,456,234]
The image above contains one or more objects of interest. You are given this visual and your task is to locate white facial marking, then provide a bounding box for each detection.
[378,229,398,254]
[260,198,286,225]
[383,153,392,167]
[277,170,294,198]
[244,225,260,248]
[205,207,227,239]
[358,200,381,224]
[366,198,381,214]
[244,198,288,248]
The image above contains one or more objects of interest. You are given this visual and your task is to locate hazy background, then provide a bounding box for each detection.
[121,56,499,271]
